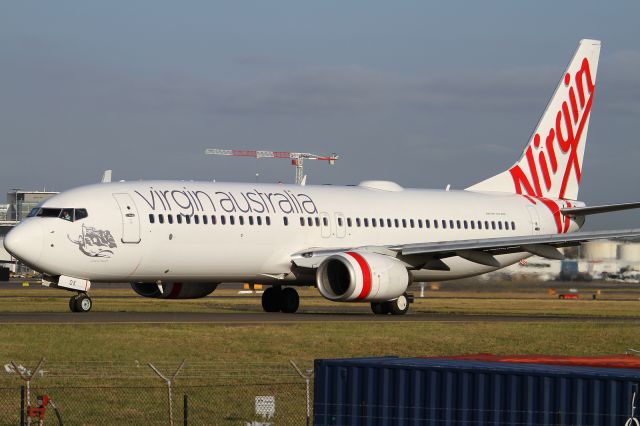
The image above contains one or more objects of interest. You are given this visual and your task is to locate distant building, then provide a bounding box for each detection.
[0,204,8,221]
[6,190,58,221]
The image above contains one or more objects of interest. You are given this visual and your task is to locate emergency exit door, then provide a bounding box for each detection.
[113,193,141,243]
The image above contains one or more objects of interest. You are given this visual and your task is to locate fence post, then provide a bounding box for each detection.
[148,359,186,426]
[183,394,188,426]
[290,360,314,426]
[20,385,25,426]
[9,358,46,414]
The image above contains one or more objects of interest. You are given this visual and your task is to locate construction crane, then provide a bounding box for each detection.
[205,149,339,185]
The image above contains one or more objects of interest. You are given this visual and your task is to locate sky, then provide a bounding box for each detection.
[1,1,640,229]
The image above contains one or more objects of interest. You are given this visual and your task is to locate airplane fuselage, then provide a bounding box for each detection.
[7,180,581,285]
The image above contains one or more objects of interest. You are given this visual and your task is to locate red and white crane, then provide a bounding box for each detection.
[205,149,339,185]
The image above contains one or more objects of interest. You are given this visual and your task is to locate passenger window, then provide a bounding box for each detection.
[149,214,155,224]
[266,216,271,225]
[337,217,343,227]
[248,216,254,225]
[434,220,438,229]
[255,216,261,225]
[456,220,461,229]
[168,214,174,224]
[491,221,496,230]
[308,217,314,226]
[418,219,423,228]
[410,219,415,228]
[442,220,447,229]
[230,216,235,225]
[177,215,183,224]
[203,215,208,225]
[485,221,489,229]
[364,218,369,227]
[315,217,320,227]
[239,216,244,225]
[323,217,328,227]
[300,217,305,226]
[379,218,384,228]
[194,215,199,224]
[450,220,455,229]
[185,215,191,224]
[75,209,89,220]
[220,215,226,225]
[211,215,217,225]
[498,221,502,230]
[425,219,430,229]
[356,218,361,227]
[387,219,392,228]
[371,218,376,227]
[284,217,289,226]
[347,218,352,227]
[511,221,516,230]
[477,221,482,230]
[159,214,165,224]
[402,219,407,228]
[463,220,468,229]
[504,221,509,230]
[470,220,474,230]
[394,219,399,228]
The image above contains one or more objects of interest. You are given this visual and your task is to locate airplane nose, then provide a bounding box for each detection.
[3,221,44,266]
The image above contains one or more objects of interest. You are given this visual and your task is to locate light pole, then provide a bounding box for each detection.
[11,188,21,221]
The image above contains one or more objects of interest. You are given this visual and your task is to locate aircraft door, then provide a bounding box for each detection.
[320,212,331,238]
[113,193,141,243]
[335,212,346,238]
[526,205,541,234]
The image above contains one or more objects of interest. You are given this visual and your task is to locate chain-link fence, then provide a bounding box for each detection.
[0,360,313,425]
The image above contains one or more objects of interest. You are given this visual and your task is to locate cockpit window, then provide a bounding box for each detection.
[32,208,89,222]
[27,208,40,218]
[38,208,62,218]
[75,209,88,221]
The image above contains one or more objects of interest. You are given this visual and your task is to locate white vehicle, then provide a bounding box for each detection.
[4,39,640,314]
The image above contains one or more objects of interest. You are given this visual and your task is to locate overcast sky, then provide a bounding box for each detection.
[1,1,640,229]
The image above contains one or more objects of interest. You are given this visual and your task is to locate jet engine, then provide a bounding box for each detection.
[131,282,218,299]
[316,251,409,302]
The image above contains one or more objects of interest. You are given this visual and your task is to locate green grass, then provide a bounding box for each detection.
[2,283,640,424]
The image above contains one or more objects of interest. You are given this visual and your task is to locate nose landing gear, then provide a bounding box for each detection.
[69,293,92,313]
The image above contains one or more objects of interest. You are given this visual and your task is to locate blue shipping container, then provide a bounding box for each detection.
[313,357,640,426]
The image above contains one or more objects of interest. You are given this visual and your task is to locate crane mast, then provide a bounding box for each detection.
[205,149,339,185]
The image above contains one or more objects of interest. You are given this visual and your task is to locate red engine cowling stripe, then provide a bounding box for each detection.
[167,282,183,299]
[346,252,371,299]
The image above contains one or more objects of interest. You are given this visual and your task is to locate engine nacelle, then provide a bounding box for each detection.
[131,282,218,299]
[316,251,409,302]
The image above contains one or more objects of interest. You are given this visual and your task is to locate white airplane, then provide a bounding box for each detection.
[5,39,640,314]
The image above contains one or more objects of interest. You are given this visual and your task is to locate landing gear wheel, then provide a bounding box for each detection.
[73,293,92,313]
[371,302,391,315]
[388,293,410,315]
[261,287,281,312]
[69,295,78,312]
[280,288,299,313]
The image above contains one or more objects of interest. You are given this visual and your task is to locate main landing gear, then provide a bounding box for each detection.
[261,286,299,313]
[69,293,92,313]
[371,293,412,315]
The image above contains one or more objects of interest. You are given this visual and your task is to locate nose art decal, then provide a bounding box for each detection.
[68,224,118,258]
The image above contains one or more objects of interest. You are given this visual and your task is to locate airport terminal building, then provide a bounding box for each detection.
[0,190,58,274]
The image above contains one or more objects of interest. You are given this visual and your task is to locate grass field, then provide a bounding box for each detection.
[1,279,640,424]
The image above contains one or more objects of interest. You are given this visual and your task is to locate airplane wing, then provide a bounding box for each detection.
[291,228,640,269]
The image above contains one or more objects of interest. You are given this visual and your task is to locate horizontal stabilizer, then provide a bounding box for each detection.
[561,201,640,216]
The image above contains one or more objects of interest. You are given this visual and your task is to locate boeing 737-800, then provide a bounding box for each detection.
[5,39,640,314]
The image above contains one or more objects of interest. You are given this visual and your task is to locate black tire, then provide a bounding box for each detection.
[371,302,391,315]
[74,294,92,313]
[69,296,78,312]
[261,287,281,312]
[280,288,300,313]
[388,293,410,315]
